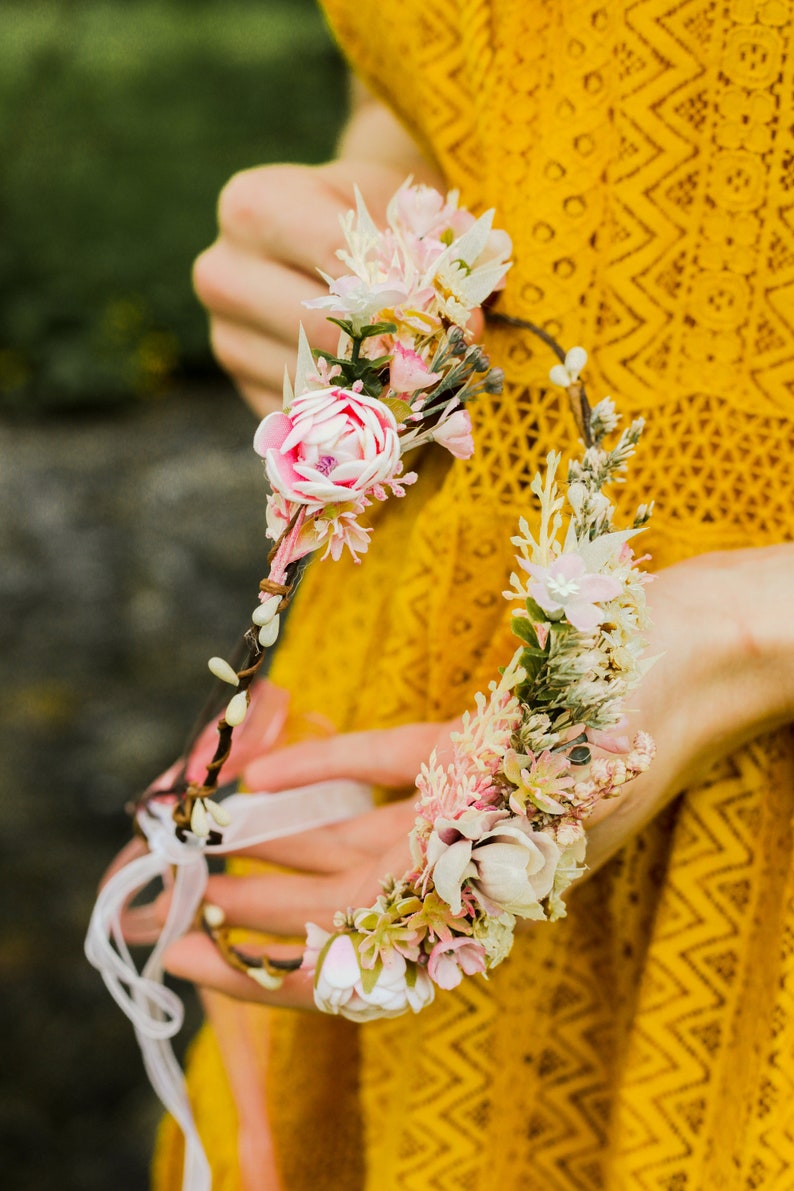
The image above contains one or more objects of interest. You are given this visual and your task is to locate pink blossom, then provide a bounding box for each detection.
[389,342,443,394]
[393,184,463,240]
[521,553,621,632]
[503,748,574,816]
[254,387,402,509]
[433,409,474,460]
[427,937,486,989]
[304,274,407,331]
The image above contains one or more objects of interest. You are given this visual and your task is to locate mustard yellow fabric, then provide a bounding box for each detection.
[154,1,794,1187]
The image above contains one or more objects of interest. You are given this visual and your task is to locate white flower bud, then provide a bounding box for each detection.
[207,656,240,686]
[252,596,280,627]
[225,690,249,726]
[258,615,280,648]
[203,903,226,929]
[190,798,210,838]
[206,799,232,827]
[247,965,284,991]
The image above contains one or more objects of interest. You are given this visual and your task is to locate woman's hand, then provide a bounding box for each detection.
[585,543,794,868]
[162,544,794,1007]
[194,87,445,417]
[162,720,459,1008]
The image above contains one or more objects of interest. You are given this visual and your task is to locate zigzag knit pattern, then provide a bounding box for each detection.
[154,2,794,1187]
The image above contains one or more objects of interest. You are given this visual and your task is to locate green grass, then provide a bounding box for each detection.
[0,0,348,412]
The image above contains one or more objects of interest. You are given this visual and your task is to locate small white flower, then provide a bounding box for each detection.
[225,691,249,726]
[190,798,210,838]
[258,615,280,647]
[203,903,226,928]
[252,596,280,627]
[205,799,232,828]
[549,346,588,389]
[247,965,285,991]
[472,910,516,968]
[207,656,240,686]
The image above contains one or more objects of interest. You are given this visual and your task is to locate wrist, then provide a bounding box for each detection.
[332,83,443,189]
[734,544,794,727]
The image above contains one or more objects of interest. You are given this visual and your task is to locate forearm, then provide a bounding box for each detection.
[335,77,442,183]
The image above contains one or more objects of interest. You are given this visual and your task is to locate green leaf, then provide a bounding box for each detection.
[358,321,397,338]
[381,396,413,423]
[512,617,540,647]
[359,955,384,995]
[313,933,340,990]
[519,648,545,684]
[326,317,354,337]
[525,596,548,623]
[405,961,418,990]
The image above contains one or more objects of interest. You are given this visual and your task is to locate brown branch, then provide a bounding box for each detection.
[486,310,594,447]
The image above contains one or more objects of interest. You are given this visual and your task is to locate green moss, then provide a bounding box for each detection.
[0,0,347,412]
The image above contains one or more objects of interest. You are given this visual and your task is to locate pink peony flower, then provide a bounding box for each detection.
[254,387,402,509]
[305,925,434,1022]
[521,553,622,632]
[427,937,486,989]
[433,409,474,460]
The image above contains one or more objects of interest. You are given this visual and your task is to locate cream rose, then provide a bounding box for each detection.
[254,387,402,508]
[426,808,560,918]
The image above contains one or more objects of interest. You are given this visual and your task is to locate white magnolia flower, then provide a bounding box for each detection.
[549,346,588,389]
[426,808,561,918]
[306,926,435,1022]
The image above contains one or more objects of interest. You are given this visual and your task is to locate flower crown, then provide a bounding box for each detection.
[182,184,656,1017]
[86,184,655,1180]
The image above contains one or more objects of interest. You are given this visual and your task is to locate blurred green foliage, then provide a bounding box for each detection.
[0,0,348,413]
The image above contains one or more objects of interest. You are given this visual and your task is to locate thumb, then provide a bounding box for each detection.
[243,720,457,793]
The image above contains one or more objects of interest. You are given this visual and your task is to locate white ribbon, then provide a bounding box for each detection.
[85,781,373,1191]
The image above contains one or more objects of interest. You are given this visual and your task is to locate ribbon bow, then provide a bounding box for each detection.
[85,780,373,1191]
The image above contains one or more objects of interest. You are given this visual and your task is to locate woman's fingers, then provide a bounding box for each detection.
[204,816,414,935]
[193,159,431,417]
[197,250,335,348]
[244,720,456,792]
[161,823,417,1009]
[235,797,416,870]
[214,164,358,277]
[203,871,351,935]
[163,933,315,1009]
[150,801,415,936]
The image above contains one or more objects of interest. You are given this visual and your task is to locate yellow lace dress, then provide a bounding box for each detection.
[154,1,794,1187]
